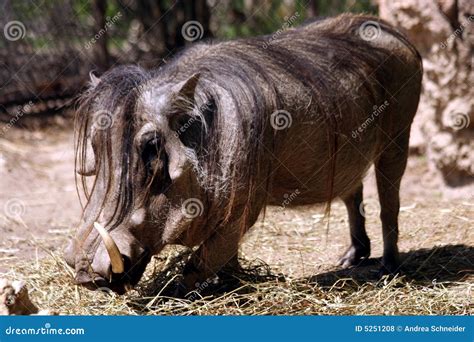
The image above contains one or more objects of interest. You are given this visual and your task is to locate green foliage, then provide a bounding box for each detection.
[213,0,377,39]
[4,0,378,53]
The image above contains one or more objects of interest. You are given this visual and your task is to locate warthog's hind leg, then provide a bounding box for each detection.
[339,183,371,267]
[375,132,410,275]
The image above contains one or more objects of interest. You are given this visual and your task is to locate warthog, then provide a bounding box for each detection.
[65,13,422,294]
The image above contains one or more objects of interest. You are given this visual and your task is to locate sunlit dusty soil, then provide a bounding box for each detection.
[0,125,472,315]
[0,126,79,271]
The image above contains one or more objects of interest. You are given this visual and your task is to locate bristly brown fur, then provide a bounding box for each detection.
[77,14,419,233]
[72,13,422,288]
[75,65,151,244]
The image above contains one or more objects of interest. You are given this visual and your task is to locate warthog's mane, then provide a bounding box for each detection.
[75,65,152,236]
[75,14,420,238]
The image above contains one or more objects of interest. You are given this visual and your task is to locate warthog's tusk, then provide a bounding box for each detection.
[93,222,124,274]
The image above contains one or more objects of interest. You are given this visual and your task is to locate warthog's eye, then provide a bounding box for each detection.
[142,137,163,174]
[141,136,171,192]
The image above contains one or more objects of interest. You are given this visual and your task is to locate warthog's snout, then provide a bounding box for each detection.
[65,224,151,294]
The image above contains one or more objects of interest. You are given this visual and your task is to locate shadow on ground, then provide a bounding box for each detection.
[310,244,473,287]
[133,244,473,308]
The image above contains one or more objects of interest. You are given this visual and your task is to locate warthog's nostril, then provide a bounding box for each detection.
[93,222,125,274]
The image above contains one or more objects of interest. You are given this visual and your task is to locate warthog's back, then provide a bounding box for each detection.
[262,15,422,203]
[164,14,422,204]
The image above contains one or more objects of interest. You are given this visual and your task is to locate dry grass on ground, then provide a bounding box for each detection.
[3,199,473,315]
[1,128,472,314]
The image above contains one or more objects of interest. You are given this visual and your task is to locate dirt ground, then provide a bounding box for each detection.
[0,124,80,271]
[0,124,472,315]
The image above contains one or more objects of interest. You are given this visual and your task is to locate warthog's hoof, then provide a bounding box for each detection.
[338,244,370,268]
[378,255,401,277]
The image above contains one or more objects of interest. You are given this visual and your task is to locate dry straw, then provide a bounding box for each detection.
[2,199,472,315]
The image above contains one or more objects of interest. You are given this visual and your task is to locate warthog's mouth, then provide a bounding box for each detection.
[66,222,151,294]
[74,270,132,295]
[73,253,151,294]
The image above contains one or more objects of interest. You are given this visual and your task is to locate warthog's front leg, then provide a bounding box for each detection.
[182,223,241,293]
[339,184,371,267]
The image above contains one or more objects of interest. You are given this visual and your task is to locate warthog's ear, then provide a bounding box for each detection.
[173,73,200,109]
[166,99,215,183]
[166,73,215,182]
[89,71,101,88]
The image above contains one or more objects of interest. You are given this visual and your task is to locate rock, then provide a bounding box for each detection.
[0,278,52,315]
[378,0,474,189]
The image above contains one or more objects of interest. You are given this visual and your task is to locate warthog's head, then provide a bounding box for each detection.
[65,66,217,293]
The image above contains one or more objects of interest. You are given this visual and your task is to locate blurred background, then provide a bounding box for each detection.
[1,0,472,189]
[0,1,472,268]
[0,0,377,113]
